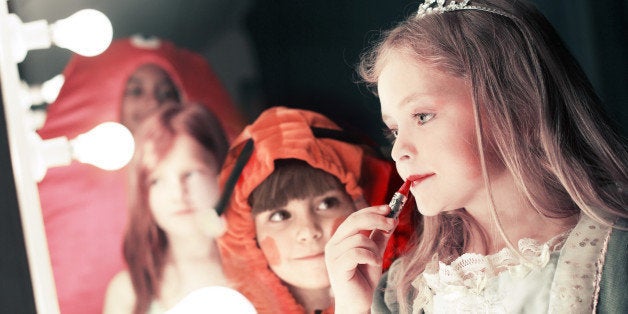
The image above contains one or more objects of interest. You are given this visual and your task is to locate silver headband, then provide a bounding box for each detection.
[416,0,513,19]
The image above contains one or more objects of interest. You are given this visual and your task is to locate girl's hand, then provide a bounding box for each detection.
[325,205,397,314]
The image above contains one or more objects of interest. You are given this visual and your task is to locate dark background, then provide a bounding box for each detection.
[2,0,626,311]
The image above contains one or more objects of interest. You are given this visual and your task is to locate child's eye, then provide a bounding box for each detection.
[383,128,398,142]
[317,197,340,211]
[125,86,143,97]
[268,210,291,222]
[156,86,179,102]
[148,178,158,187]
[414,113,435,125]
[183,170,199,180]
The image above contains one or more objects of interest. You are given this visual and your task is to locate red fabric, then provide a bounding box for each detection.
[217,107,407,314]
[36,37,245,314]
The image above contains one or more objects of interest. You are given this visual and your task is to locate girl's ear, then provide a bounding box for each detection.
[353,195,369,211]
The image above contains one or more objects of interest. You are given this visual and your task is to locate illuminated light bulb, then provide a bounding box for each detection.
[8,9,112,63]
[39,74,65,104]
[21,74,65,105]
[166,286,256,314]
[50,9,113,57]
[18,75,64,130]
[32,122,135,182]
[71,122,134,171]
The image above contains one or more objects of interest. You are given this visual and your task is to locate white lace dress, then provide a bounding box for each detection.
[400,215,613,314]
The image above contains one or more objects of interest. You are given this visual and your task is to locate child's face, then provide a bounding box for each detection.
[254,188,356,290]
[121,64,180,133]
[378,51,505,216]
[147,135,221,238]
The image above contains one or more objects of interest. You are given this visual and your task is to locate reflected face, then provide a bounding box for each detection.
[147,135,221,237]
[378,51,501,216]
[121,64,180,133]
[254,189,355,289]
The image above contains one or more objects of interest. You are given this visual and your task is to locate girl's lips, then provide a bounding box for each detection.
[295,252,325,260]
[406,173,434,184]
[175,208,195,215]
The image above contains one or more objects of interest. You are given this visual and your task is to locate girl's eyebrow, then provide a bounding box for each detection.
[126,75,142,83]
[381,92,431,123]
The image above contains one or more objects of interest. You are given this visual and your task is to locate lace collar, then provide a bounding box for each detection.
[409,215,613,313]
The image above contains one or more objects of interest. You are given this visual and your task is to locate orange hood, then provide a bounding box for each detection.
[217,107,399,313]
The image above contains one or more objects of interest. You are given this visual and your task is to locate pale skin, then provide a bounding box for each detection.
[103,135,227,313]
[324,50,576,313]
[121,64,180,133]
[254,188,364,313]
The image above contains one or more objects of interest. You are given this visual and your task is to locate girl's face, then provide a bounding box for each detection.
[378,51,503,216]
[147,135,221,237]
[121,64,180,133]
[254,189,355,290]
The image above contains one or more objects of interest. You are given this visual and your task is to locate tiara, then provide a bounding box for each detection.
[416,0,512,19]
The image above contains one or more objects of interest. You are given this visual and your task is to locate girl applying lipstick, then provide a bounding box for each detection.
[325,1,627,313]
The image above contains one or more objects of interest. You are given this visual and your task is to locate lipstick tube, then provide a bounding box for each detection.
[386,190,408,219]
[369,180,410,238]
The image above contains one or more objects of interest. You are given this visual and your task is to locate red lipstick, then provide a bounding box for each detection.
[369,180,411,239]
[386,180,411,219]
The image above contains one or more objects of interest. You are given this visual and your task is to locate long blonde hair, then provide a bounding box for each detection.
[359,0,627,311]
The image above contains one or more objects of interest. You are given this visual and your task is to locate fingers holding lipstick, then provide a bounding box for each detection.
[324,205,398,313]
[329,205,397,244]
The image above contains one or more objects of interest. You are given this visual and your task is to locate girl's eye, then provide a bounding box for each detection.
[156,86,179,103]
[268,210,291,222]
[383,128,398,142]
[147,177,160,188]
[414,113,435,125]
[318,197,340,211]
[125,86,143,97]
[183,170,198,180]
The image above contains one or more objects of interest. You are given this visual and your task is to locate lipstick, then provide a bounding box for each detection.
[386,180,411,219]
[369,180,411,238]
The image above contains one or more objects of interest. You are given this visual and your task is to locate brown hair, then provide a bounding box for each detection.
[124,104,228,314]
[249,159,346,214]
[359,0,627,311]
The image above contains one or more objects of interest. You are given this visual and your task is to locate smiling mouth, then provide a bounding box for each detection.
[294,253,325,260]
[175,208,195,215]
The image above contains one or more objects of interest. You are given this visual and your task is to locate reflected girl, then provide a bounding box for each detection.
[104,104,230,314]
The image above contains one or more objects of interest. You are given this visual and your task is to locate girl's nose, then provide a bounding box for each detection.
[166,179,188,203]
[295,217,323,243]
[390,129,414,163]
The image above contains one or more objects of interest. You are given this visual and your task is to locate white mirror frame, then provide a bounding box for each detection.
[0,1,60,313]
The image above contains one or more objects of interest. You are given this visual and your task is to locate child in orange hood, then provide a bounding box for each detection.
[217,106,413,313]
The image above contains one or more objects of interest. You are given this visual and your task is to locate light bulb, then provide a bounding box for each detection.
[50,9,113,57]
[7,9,113,63]
[40,74,65,103]
[166,287,256,314]
[21,74,65,106]
[32,122,134,182]
[18,75,64,130]
[71,122,135,171]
